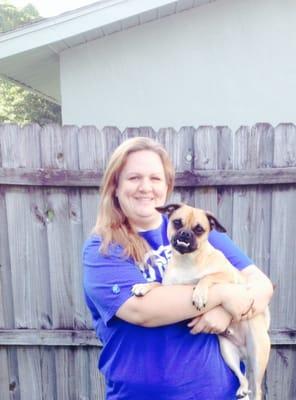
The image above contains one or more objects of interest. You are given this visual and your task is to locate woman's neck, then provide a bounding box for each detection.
[132,214,162,232]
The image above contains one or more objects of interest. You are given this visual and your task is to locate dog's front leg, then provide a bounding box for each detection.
[192,277,212,310]
[131,282,160,297]
[192,272,237,310]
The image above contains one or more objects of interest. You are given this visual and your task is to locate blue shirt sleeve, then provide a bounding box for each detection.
[83,236,146,326]
[208,230,253,271]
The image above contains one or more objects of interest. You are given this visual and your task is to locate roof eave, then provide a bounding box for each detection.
[0,0,180,58]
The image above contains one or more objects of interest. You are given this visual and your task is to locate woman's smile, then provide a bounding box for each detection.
[116,150,168,230]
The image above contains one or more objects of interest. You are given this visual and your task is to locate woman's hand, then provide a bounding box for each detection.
[187,306,232,334]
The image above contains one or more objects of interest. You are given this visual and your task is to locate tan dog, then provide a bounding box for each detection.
[132,203,270,400]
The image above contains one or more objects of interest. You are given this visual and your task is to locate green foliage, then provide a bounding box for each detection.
[0,2,62,125]
[0,2,40,33]
[0,79,62,125]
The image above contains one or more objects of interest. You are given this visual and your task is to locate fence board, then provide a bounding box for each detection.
[0,349,10,400]
[0,129,14,338]
[40,126,74,329]
[54,347,76,400]
[65,127,92,398]
[77,126,106,243]
[232,124,273,272]
[5,348,20,400]
[250,123,273,274]
[270,124,296,329]
[40,125,85,400]
[217,126,234,235]
[39,347,56,400]
[17,348,43,399]
[77,126,110,330]
[89,348,106,399]
[0,127,16,349]
[267,346,296,399]
[160,127,195,205]
[1,125,48,400]
[193,126,218,212]
[266,124,296,400]
[0,187,14,329]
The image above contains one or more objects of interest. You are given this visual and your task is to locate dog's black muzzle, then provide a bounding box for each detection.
[171,229,197,254]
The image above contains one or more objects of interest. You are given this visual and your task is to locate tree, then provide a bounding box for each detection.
[0,2,40,33]
[0,79,62,125]
[0,2,62,125]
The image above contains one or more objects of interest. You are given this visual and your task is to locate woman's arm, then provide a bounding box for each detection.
[116,282,253,327]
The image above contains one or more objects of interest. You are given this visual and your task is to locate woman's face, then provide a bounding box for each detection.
[116,150,168,230]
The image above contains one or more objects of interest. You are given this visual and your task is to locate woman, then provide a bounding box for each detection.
[83,137,273,400]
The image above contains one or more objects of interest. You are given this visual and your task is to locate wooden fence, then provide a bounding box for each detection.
[0,123,295,399]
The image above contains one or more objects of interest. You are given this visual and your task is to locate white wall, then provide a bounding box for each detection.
[60,0,296,131]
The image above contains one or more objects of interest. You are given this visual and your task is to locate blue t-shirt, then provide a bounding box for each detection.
[83,216,253,400]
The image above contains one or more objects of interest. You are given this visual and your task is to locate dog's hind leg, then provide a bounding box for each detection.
[246,317,271,400]
[218,336,250,399]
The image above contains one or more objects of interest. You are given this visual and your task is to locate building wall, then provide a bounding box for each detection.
[60,0,296,131]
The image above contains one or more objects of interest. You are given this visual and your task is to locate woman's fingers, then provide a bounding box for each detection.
[187,316,201,327]
[188,306,232,334]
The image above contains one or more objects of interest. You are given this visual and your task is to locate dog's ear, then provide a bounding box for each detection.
[205,211,227,232]
[156,203,182,219]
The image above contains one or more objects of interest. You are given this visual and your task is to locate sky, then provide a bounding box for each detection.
[5,0,101,17]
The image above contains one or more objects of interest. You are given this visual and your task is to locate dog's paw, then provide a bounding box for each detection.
[192,285,208,310]
[236,394,250,400]
[236,386,251,399]
[131,283,151,297]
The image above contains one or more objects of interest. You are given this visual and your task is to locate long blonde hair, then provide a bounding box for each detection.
[94,137,175,264]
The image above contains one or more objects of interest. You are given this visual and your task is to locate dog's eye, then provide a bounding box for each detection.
[193,224,205,236]
[172,219,183,229]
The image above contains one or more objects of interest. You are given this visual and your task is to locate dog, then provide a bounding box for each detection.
[132,203,270,400]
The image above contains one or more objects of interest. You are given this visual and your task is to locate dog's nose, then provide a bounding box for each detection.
[179,230,191,241]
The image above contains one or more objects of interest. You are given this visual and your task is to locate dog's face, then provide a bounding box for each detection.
[156,203,226,255]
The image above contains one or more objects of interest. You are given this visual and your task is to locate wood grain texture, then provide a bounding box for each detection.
[266,346,296,399]
[0,328,294,345]
[216,126,234,235]
[1,124,45,399]
[0,348,10,400]
[193,126,218,213]
[234,124,273,271]
[1,166,296,187]
[0,186,14,329]
[269,124,296,332]
[0,123,295,400]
